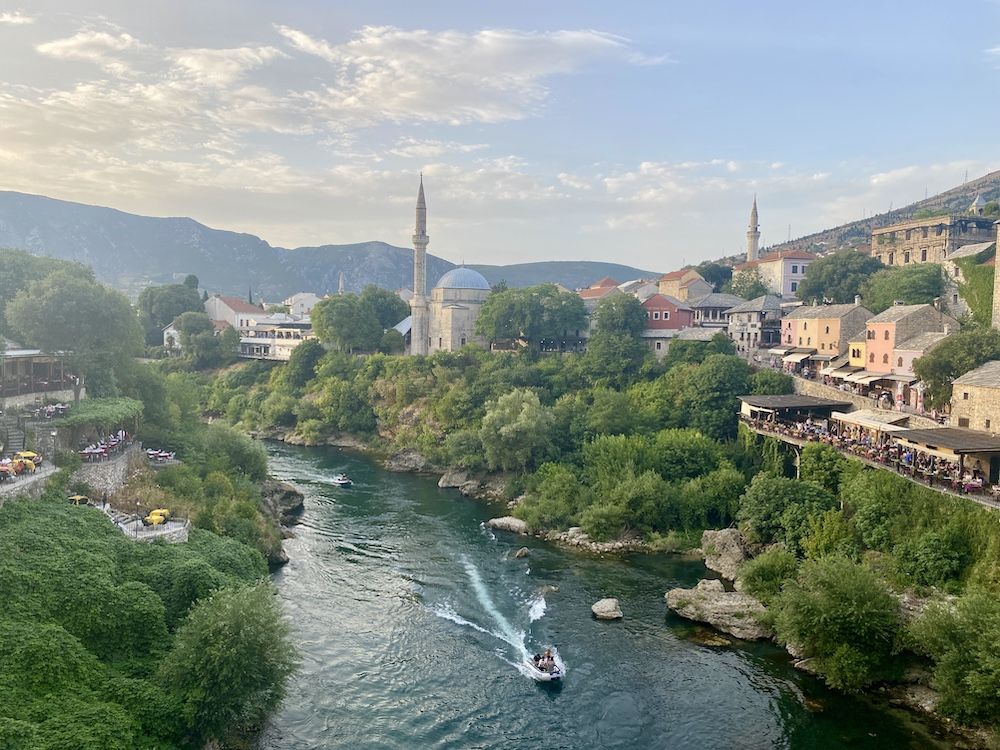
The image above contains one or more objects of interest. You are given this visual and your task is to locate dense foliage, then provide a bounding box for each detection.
[795,250,884,304]
[474,284,588,348]
[138,282,204,344]
[0,496,294,748]
[912,327,1000,409]
[724,267,770,298]
[859,264,944,313]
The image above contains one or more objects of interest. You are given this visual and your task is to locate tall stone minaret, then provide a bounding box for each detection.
[991,221,1000,330]
[338,271,345,295]
[746,196,760,262]
[410,175,430,355]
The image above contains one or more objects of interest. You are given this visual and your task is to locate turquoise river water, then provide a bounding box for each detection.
[259,442,952,749]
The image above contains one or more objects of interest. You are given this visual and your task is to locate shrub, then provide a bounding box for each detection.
[772,556,901,691]
[738,548,799,604]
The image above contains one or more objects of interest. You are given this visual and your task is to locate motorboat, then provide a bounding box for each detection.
[331,474,353,487]
[525,655,564,682]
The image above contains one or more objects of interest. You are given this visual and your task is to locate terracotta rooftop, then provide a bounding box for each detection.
[214,295,263,314]
[658,267,698,281]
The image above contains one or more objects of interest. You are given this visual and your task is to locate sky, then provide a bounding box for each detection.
[1,1,999,272]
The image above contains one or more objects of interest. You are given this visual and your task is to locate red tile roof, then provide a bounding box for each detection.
[591,276,620,288]
[579,286,618,299]
[216,295,263,314]
[658,267,696,281]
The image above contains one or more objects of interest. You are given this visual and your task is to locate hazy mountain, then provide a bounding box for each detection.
[0,191,654,299]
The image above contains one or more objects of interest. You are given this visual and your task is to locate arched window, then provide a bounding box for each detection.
[882,353,889,364]
[824,326,830,334]
[884,330,889,340]
[803,322,808,330]
[897,357,903,367]
[807,337,811,345]
[869,353,875,363]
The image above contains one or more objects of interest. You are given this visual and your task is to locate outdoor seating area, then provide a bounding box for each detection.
[740,411,1000,502]
[145,448,177,464]
[29,403,70,420]
[78,430,132,462]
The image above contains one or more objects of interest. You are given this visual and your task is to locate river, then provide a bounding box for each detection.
[260,442,951,749]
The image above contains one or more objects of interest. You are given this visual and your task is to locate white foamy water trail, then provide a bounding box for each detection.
[527,595,546,622]
[461,556,528,658]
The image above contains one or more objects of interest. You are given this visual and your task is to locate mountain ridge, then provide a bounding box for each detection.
[0,191,655,299]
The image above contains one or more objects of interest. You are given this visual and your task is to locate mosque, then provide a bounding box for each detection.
[404,177,491,354]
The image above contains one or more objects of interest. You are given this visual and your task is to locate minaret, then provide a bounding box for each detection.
[338,271,345,295]
[991,221,1000,330]
[746,196,760,262]
[410,175,430,355]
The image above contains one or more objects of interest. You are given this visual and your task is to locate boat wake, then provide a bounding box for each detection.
[429,555,564,681]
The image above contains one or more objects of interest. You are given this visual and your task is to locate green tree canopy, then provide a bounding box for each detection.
[158,583,297,745]
[724,267,771,299]
[860,264,944,313]
[695,261,732,291]
[137,283,205,344]
[6,269,142,394]
[475,284,587,347]
[285,338,325,388]
[312,294,382,353]
[593,294,648,337]
[795,250,884,303]
[360,284,411,329]
[0,248,89,336]
[479,388,555,471]
[912,328,1000,409]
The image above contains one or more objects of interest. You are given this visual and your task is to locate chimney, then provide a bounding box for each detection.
[854,294,862,306]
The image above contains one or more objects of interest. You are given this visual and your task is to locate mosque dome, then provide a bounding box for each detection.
[434,267,491,291]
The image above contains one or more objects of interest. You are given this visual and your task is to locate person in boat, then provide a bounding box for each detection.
[535,649,555,672]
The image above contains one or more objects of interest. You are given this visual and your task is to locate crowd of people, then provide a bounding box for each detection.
[742,415,993,497]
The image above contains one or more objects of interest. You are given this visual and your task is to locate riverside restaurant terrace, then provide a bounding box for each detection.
[738,395,1000,506]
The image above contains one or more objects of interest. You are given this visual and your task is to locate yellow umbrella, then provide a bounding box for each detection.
[14,451,39,460]
[67,495,90,505]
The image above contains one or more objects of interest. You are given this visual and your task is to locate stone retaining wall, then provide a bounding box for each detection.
[792,377,939,429]
[72,443,146,498]
[0,465,58,507]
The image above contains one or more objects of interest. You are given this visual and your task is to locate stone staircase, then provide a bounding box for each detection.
[0,414,25,457]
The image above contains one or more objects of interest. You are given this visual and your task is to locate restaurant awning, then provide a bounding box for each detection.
[875,373,919,383]
[783,351,813,364]
[768,346,794,355]
[844,371,882,384]
[832,410,908,433]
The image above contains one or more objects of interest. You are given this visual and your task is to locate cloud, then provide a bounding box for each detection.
[0,10,34,24]
[36,29,143,74]
[388,137,488,158]
[170,46,287,86]
[275,24,659,125]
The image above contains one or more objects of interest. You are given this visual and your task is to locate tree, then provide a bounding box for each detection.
[772,557,901,691]
[860,264,944,313]
[158,584,297,745]
[475,285,587,348]
[695,261,732,291]
[799,443,849,494]
[0,248,87,336]
[751,369,793,395]
[738,548,799,604]
[593,294,647,337]
[913,328,1000,409]
[737,472,837,550]
[360,284,410,329]
[174,311,224,368]
[479,388,555,471]
[581,331,650,389]
[183,274,199,289]
[285,338,325,388]
[795,250,884,303]
[311,294,382,353]
[678,354,751,441]
[725,267,771,298]
[5,270,142,395]
[137,283,204,344]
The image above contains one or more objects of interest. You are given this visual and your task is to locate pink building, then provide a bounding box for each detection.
[864,304,959,374]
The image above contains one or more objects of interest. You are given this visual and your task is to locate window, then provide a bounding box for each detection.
[959,417,970,428]
[884,330,889,340]
[905,229,911,240]
[791,265,798,274]
[867,330,874,340]
[655,342,662,351]
[903,251,910,264]
[461,336,467,346]
[922,227,928,238]
[798,337,803,345]
[936,225,943,236]
[963,392,969,400]
[888,253,894,264]
[897,357,903,367]
[646,311,650,318]
[821,342,825,350]
[803,322,808,330]
[653,311,660,320]
[791,281,798,292]
[920,248,927,261]
[438,337,442,348]
[953,294,959,304]
[882,353,889,364]
[664,311,670,320]
[869,353,875,363]
[807,337,811,345]
[987,419,992,429]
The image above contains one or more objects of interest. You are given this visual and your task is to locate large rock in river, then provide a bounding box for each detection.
[486,516,528,535]
[438,470,468,488]
[259,479,305,525]
[592,598,623,620]
[701,529,750,581]
[384,449,427,473]
[665,579,773,640]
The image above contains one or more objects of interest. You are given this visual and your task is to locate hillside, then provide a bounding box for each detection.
[0,192,653,299]
[757,169,1000,259]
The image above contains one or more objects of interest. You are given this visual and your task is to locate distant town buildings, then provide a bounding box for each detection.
[735,249,814,298]
[726,295,783,356]
[657,268,712,301]
[870,204,995,268]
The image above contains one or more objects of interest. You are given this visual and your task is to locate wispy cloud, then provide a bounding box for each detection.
[0,10,34,25]
[36,29,144,75]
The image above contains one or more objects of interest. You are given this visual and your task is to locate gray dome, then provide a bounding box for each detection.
[434,267,490,290]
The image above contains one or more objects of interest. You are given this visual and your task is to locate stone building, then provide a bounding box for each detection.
[657,268,712,301]
[640,293,692,359]
[780,301,873,359]
[870,205,995,268]
[725,294,783,357]
[951,360,1000,433]
[426,267,491,352]
[687,292,746,328]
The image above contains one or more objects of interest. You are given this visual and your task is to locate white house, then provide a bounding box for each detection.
[204,294,264,331]
[283,292,323,317]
